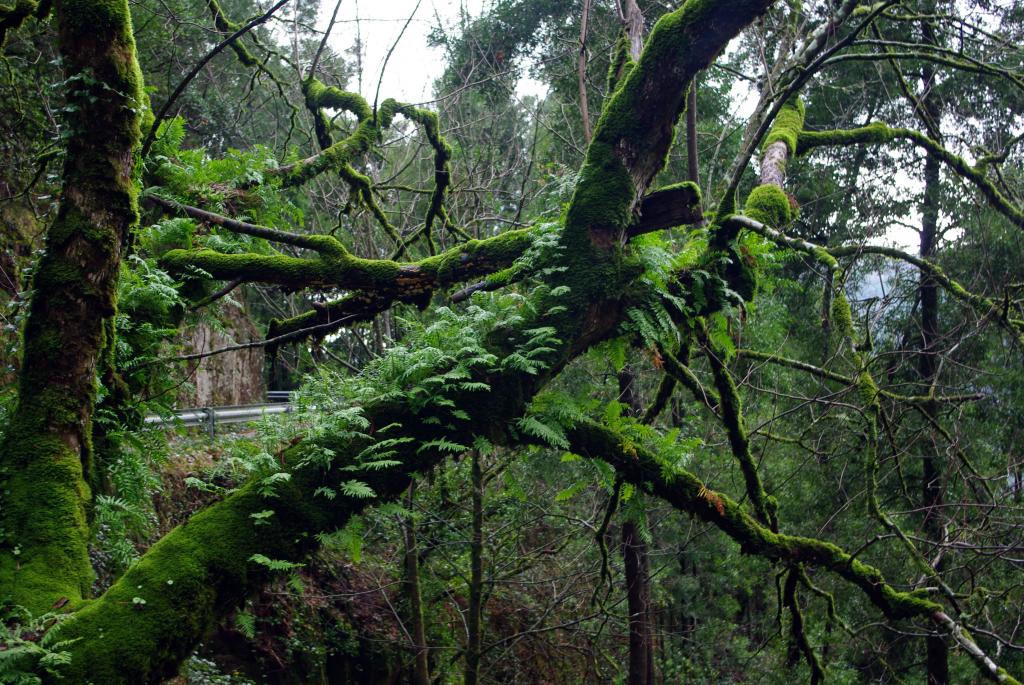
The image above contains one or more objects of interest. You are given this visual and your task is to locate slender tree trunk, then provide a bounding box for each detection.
[619,368,652,685]
[621,0,644,63]
[403,483,431,685]
[643,536,656,685]
[465,450,484,685]
[686,79,703,233]
[0,0,145,610]
[623,521,651,685]
[917,18,948,684]
[920,143,949,685]
[577,0,592,144]
[686,81,699,187]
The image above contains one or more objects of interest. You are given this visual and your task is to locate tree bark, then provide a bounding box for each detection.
[686,80,700,186]
[621,0,644,63]
[577,0,593,144]
[465,449,485,685]
[622,521,651,685]
[403,483,431,685]
[920,145,948,685]
[619,367,653,685]
[0,0,145,610]
[918,18,948,685]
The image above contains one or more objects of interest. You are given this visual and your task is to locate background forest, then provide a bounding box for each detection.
[1,0,1023,683]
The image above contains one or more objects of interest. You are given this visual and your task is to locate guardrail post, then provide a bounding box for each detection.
[204,407,215,439]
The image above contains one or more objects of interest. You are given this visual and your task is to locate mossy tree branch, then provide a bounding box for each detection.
[147,195,345,254]
[55,394,481,682]
[823,42,1024,96]
[724,213,968,613]
[626,181,703,237]
[714,78,961,616]
[571,0,775,248]
[204,0,257,67]
[299,80,405,252]
[736,348,988,405]
[783,565,825,684]
[728,215,1024,347]
[564,419,1021,685]
[34,4,782,681]
[280,80,454,259]
[659,344,719,411]
[161,226,533,295]
[163,178,702,347]
[719,0,894,211]
[264,292,396,349]
[796,123,1024,230]
[697,324,778,530]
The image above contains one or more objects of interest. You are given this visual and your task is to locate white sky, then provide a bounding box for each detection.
[311,0,548,104]
[317,0,483,104]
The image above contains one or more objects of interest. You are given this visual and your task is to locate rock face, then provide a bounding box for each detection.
[178,302,265,407]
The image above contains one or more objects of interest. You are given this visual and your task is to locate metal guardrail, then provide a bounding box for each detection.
[144,392,297,437]
[266,390,294,403]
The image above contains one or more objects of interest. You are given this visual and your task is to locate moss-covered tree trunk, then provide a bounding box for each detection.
[0,0,144,611]
[0,3,777,682]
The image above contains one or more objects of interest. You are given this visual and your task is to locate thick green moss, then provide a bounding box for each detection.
[606,33,634,92]
[54,371,528,682]
[830,292,854,340]
[57,472,330,682]
[164,227,534,296]
[857,370,880,409]
[303,78,372,121]
[281,114,382,187]
[204,0,256,66]
[0,433,93,609]
[812,246,838,269]
[418,228,532,282]
[997,668,1024,685]
[658,180,701,201]
[565,140,635,238]
[744,184,793,227]
[797,121,895,154]
[394,103,453,254]
[763,96,805,156]
[1,0,145,612]
[60,0,132,37]
[851,2,887,17]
